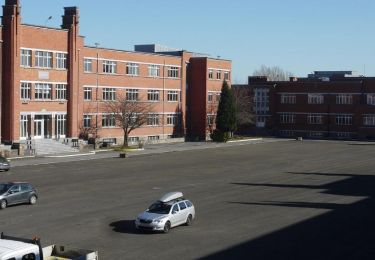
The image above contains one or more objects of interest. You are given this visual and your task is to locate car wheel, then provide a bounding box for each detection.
[163,221,171,233]
[0,200,7,209]
[186,214,193,226]
[5,169,9,172]
[29,195,37,205]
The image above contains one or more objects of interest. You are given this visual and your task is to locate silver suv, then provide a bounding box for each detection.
[0,182,38,209]
[135,192,195,233]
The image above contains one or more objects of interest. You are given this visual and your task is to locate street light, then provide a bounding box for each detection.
[95,43,100,148]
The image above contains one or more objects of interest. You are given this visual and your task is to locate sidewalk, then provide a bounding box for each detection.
[9,138,285,168]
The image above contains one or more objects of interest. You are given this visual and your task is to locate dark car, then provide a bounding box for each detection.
[0,182,38,209]
[0,156,10,171]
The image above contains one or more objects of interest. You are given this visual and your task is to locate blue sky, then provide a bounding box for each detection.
[20,0,375,83]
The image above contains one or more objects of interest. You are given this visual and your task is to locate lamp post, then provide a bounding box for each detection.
[95,43,100,148]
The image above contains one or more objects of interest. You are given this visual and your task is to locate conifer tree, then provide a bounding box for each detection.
[215,80,236,136]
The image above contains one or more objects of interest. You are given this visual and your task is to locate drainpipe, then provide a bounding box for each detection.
[162,60,165,139]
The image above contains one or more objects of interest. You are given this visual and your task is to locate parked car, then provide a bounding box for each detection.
[135,191,195,233]
[0,182,38,209]
[0,156,10,172]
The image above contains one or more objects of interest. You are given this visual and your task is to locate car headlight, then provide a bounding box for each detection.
[153,218,166,224]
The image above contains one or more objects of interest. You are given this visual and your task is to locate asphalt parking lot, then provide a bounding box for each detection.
[1,139,375,259]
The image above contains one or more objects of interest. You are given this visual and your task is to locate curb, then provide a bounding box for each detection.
[227,138,263,143]
[45,151,96,158]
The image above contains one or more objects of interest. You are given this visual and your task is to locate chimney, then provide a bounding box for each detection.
[248,76,268,84]
[5,0,20,5]
[61,6,79,30]
[2,0,21,19]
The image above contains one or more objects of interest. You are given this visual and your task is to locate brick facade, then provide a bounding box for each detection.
[0,0,231,144]
[234,72,375,140]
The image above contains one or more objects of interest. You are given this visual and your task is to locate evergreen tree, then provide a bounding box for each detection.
[216,80,236,135]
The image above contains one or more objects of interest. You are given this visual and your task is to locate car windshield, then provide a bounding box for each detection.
[0,184,11,193]
[148,201,172,214]
[0,157,8,163]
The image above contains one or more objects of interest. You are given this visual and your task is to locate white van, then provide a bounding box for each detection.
[0,233,98,260]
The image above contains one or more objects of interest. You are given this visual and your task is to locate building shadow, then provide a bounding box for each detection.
[201,173,375,260]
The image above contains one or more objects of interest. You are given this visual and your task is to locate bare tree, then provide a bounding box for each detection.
[80,102,100,141]
[232,86,254,127]
[104,93,154,148]
[253,65,293,81]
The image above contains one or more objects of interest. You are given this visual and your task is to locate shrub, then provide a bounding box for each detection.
[210,130,230,142]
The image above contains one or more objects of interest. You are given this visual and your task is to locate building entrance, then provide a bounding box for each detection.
[20,113,66,140]
[34,119,44,139]
[33,115,51,139]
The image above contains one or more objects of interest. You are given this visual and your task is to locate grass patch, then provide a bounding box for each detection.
[113,146,140,152]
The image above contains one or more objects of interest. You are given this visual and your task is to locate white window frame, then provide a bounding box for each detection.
[254,88,270,114]
[167,66,179,78]
[167,114,178,125]
[102,60,117,74]
[103,88,116,101]
[20,115,28,139]
[216,70,222,80]
[308,114,323,124]
[280,130,295,137]
[148,64,160,77]
[147,114,159,126]
[336,115,352,125]
[224,71,230,80]
[167,91,178,102]
[35,83,52,100]
[207,114,215,126]
[35,51,52,68]
[336,94,353,105]
[308,94,324,104]
[56,53,67,69]
[83,115,92,128]
[126,89,139,101]
[55,84,67,100]
[128,136,140,143]
[281,94,296,104]
[208,70,213,79]
[148,135,160,141]
[336,132,351,138]
[363,115,375,126]
[21,49,32,67]
[84,87,92,101]
[147,90,159,101]
[126,63,140,76]
[84,59,93,73]
[20,82,31,100]
[280,114,295,124]
[308,132,324,138]
[102,114,116,127]
[55,114,67,137]
[367,94,375,105]
[208,93,213,102]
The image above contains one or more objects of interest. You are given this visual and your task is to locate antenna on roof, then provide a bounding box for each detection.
[363,64,366,76]
[44,16,52,26]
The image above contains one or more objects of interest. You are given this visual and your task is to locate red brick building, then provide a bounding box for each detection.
[0,0,231,147]
[235,71,375,140]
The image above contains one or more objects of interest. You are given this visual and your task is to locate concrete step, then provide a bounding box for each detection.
[33,139,79,155]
